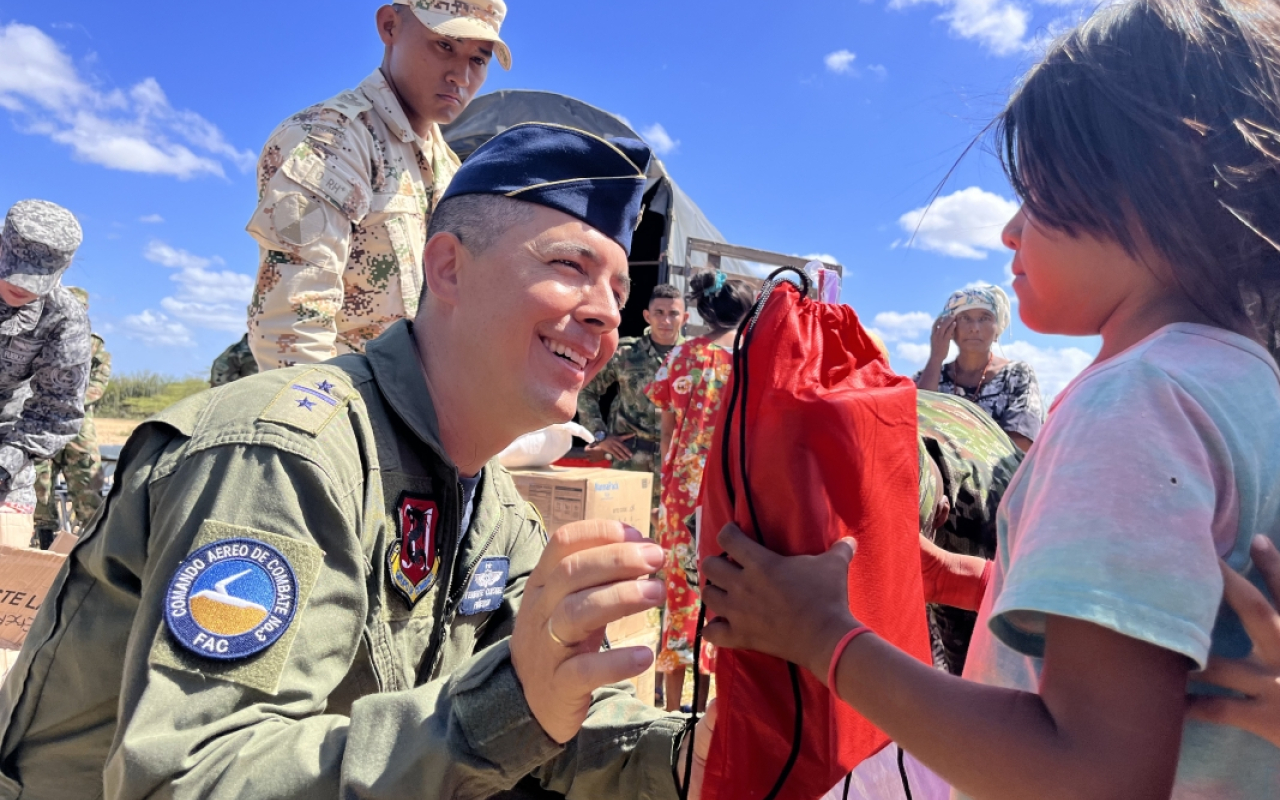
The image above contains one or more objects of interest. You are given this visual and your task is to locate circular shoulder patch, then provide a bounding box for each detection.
[164,538,299,661]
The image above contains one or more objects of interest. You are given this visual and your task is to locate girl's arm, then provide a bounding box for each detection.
[702,525,1191,800]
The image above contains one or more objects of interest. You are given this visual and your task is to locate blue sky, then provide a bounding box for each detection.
[0,0,1102,395]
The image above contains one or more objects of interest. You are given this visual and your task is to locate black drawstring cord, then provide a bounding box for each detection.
[897,747,914,800]
[677,268,812,800]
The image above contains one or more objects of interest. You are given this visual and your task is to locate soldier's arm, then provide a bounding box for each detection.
[0,308,91,477]
[246,114,373,371]
[84,337,111,408]
[576,353,619,435]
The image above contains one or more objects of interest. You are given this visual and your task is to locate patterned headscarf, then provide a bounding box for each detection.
[941,284,1011,335]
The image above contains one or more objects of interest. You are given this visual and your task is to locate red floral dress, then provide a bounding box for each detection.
[645,337,732,674]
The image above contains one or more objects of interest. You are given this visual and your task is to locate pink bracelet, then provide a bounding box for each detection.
[827,625,873,694]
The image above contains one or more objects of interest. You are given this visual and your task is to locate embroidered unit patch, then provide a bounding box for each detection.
[164,538,299,661]
[387,493,440,606]
[460,556,510,616]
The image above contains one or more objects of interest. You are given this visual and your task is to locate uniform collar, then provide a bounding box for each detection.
[359,69,442,147]
[0,297,44,337]
[642,329,684,354]
[366,319,449,459]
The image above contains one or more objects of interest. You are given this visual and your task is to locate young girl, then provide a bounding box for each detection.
[646,271,753,711]
[699,1,1280,797]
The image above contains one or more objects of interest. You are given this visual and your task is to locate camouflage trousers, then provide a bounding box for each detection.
[610,448,661,537]
[34,415,103,531]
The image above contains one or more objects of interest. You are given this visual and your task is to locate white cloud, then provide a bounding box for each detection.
[999,340,1093,399]
[139,214,164,224]
[889,0,1096,56]
[800,253,842,265]
[895,341,952,369]
[897,186,1019,260]
[867,64,889,79]
[143,240,254,333]
[640,123,680,156]
[871,310,934,342]
[824,49,858,75]
[123,310,195,348]
[0,22,253,179]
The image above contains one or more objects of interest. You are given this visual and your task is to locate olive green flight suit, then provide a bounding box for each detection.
[0,321,682,800]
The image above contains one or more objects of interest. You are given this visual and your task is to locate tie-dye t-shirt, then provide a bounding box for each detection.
[962,323,1280,799]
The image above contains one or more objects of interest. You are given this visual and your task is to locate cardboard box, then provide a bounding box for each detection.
[0,513,33,549]
[0,546,66,649]
[511,467,653,535]
[49,531,79,555]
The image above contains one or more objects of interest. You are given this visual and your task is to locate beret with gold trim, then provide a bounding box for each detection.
[440,122,652,255]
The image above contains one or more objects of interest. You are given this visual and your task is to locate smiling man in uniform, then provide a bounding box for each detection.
[247,1,509,370]
[0,125,712,799]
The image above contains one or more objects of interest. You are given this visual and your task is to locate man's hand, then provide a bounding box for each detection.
[1188,535,1280,747]
[702,524,859,682]
[586,433,635,461]
[510,520,666,743]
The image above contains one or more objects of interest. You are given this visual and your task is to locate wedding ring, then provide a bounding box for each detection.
[547,616,580,648]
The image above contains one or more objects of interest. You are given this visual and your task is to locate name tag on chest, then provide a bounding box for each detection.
[459,557,510,616]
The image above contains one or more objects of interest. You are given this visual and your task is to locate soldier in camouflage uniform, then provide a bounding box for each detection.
[916,390,1024,674]
[208,333,259,387]
[246,0,512,370]
[0,201,92,535]
[33,287,110,544]
[577,285,686,525]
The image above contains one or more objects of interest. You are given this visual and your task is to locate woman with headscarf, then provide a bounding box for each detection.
[914,284,1044,450]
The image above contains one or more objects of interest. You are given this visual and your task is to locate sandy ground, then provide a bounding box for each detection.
[96,418,141,446]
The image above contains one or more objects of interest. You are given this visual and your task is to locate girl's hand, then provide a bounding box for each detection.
[928,314,956,365]
[1187,536,1280,747]
[701,523,859,681]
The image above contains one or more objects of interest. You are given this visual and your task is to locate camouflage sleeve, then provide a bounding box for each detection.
[84,336,111,408]
[245,113,373,371]
[576,352,620,435]
[0,305,90,477]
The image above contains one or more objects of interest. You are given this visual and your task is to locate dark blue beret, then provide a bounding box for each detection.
[440,122,652,255]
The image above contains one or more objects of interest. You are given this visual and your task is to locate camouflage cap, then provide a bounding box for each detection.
[0,199,82,297]
[393,0,512,70]
[67,286,89,308]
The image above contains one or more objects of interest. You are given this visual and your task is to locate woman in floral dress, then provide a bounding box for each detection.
[646,271,754,711]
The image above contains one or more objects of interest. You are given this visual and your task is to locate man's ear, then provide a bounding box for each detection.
[642,308,654,326]
[423,232,465,307]
[376,5,400,47]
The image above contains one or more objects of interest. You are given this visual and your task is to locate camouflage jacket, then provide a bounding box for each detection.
[85,333,110,411]
[0,321,681,800]
[916,391,1023,674]
[577,333,680,442]
[209,334,259,387]
[246,70,461,370]
[0,287,91,506]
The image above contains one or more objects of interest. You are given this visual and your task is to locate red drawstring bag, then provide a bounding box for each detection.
[695,272,931,800]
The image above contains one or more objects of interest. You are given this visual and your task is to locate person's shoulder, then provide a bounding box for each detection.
[266,87,375,147]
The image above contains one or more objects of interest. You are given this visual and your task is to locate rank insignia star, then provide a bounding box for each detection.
[316,380,335,394]
[297,397,316,411]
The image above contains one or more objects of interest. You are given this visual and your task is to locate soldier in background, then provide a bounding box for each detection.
[577,284,686,528]
[916,390,1023,674]
[33,287,110,545]
[246,0,511,370]
[209,333,259,387]
[0,200,92,543]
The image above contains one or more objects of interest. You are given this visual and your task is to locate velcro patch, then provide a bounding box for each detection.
[150,522,323,695]
[459,557,510,616]
[259,369,351,436]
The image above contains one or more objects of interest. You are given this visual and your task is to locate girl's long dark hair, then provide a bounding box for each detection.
[997,0,1280,358]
